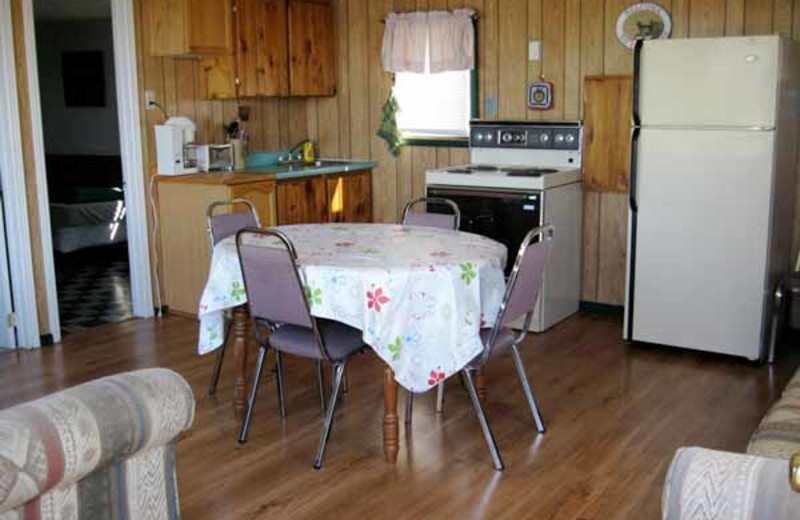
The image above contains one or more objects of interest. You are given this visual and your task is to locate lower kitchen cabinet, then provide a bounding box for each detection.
[276,175,329,225]
[277,169,373,225]
[156,169,372,315]
[156,174,277,315]
[327,170,372,223]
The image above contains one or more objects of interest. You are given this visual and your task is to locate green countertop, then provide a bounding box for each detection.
[238,160,377,180]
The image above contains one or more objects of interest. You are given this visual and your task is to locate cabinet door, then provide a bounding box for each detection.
[147,0,189,56]
[237,0,289,97]
[276,176,328,225]
[200,56,237,99]
[327,170,372,223]
[288,1,336,96]
[188,0,234,55]
[583,76,632,193]
[229,181,278,225]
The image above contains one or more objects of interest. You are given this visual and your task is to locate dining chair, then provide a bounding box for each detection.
[461,224,554,471]
[401,196,461,425]
[206,199,260,396]
[401,196,461,230]
[236,228,367,469]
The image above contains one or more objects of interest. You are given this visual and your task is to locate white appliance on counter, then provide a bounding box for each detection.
[426,121,583,332]
[625,36,800,361]
[155,117,199,175]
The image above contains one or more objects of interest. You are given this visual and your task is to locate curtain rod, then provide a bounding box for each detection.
[381,12,479,23]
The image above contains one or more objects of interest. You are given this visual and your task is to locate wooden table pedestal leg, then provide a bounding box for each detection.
[475,366,487,407]
[383,366,399,463]
[232,305,251,426]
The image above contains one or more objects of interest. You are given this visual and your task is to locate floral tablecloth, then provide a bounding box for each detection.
[197,223,507,392]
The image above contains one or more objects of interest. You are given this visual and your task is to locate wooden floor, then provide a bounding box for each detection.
[1,313,797,520]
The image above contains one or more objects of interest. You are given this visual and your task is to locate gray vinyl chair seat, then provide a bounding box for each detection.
[269,320,366,361]
[474,327,516,361]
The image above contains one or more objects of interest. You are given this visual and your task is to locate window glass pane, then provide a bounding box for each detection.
[394,68,471,137]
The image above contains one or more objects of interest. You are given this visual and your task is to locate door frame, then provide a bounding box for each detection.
[20,0,154,343]
[0,0,41,348]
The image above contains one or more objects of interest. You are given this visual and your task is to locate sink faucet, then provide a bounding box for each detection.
[279,140,311,164]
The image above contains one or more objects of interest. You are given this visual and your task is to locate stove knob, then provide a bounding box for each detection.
[502,133,513,143]
[539,133,550,143]
[474,133,484,142]
[554,134,565,143]
[485,133,494,141]
[514,134,525,143]
[565,134,576,143]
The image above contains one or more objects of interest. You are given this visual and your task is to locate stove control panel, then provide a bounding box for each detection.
[471,122,581,151]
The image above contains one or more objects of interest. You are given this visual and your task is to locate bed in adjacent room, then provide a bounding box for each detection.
[46,154,127,254]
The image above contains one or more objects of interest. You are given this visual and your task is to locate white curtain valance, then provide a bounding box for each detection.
[381,9,475,74]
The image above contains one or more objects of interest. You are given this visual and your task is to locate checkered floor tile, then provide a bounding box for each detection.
[56,244,132,335]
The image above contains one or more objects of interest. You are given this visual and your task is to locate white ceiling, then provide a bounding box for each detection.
[35,0,111,21]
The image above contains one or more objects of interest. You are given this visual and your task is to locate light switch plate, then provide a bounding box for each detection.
[528,40,541,61]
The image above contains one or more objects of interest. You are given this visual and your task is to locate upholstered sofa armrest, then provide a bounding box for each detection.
[0,368,195,514]
[663,447,800,520]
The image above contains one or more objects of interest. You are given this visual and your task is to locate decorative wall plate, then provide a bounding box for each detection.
[616,2,672,49]
[528,81,553,110]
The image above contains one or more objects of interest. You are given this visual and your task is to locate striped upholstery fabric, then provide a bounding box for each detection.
[747,369,800,460]
[663,447,800,520]
[0,369,195,520]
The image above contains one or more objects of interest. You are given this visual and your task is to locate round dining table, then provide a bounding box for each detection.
[198,222,508,462]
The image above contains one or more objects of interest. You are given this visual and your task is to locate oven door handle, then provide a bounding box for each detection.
[427,187,537,200]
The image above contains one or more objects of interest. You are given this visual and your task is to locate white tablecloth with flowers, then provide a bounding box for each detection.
[197,223,507,392]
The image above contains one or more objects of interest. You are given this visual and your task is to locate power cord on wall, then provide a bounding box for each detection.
[149,174,165,318]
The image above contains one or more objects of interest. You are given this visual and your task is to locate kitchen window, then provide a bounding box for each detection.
[394,66,476,143]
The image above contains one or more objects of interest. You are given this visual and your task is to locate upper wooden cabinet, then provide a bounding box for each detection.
[583,76,632,193]
[147,0,234,57]
[198,0,336,98]
[288,1,336,96]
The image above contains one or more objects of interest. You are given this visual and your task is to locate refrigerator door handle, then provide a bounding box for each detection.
[629,127,640,212]
[632,39,643,126]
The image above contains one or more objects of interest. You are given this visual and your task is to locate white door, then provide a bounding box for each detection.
[629,128,775,360]
[0,189,17,349]
[639,36,779,128]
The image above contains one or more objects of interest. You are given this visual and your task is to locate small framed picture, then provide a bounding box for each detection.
[528,82,553,110]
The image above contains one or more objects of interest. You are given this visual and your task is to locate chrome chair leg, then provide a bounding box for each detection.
[405,392,413,427]
[463,368,504,471]
[316,360,326,418]
[510,344,546,433]
[275,350,287,418]
[208,321,232,395]
[436,381,445,413]
[238,344,269,444]
[313,362,346,469]
[769,281,786,364]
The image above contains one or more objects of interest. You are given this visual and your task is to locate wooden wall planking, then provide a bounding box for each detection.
[12,0,800,338]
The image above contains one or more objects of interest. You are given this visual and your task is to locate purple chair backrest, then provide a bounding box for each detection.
[403,211,458,230]
[402,197,461,230]
[499,226,554,327]
[236,230,313,329]
[207,199,260,246]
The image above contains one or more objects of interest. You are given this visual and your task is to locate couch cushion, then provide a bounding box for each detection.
[747,372,800,460]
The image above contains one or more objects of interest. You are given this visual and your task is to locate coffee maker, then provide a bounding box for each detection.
[155,117,199,175]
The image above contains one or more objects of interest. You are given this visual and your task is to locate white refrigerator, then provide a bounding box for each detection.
[624,36,800,361]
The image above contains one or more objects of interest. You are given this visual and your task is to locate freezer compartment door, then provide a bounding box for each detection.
[638,36,778,128]
[628,128,774,359]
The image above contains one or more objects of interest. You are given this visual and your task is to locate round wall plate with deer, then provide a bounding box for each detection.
[616,2,672,49]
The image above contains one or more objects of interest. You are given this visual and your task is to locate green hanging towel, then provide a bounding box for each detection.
[377,90,405,158]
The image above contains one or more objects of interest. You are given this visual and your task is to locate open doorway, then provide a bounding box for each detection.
[33,0,131,335]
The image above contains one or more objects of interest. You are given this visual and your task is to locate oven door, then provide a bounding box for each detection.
[426,186,543,274]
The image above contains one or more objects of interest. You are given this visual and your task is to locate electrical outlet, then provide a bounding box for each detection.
[145,89,157,110]
[528,40,541,61]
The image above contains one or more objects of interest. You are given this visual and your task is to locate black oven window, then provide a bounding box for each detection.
[62,51,106,107]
